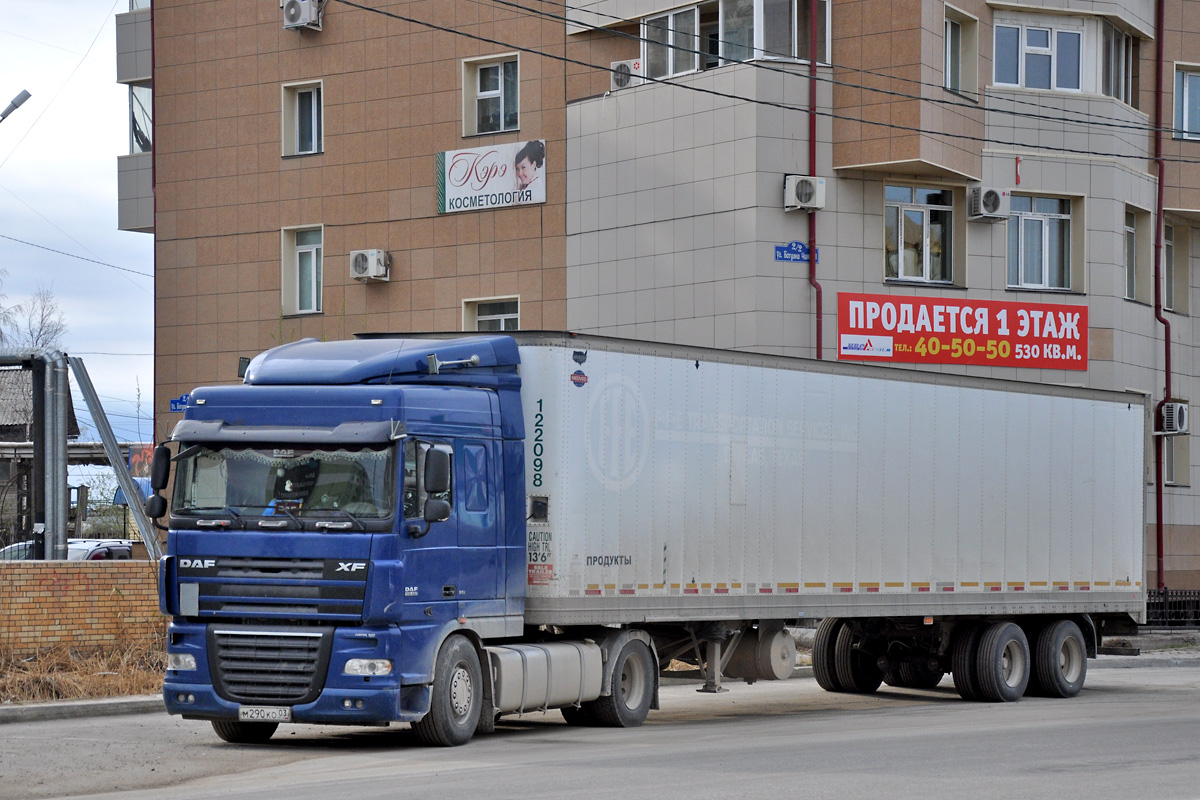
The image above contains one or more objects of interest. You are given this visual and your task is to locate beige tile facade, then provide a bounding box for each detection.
[145,0,1200,589]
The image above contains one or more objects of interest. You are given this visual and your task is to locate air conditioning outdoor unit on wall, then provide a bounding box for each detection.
[967,185,1010,220]
[1162,402,1189,435]
[350,249,390,282]
[784,175,826,211]
[610,60,644,92]
[283,0,321,30]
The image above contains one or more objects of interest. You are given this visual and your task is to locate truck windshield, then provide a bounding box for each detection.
[171,444,396,521]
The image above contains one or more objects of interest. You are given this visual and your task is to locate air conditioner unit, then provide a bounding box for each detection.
[350,249,390,282]
[967,185,1010,220]
[283,0,321,30]
[1162,402,1189,435]
[784,175,826,211]
[610,60,644,92]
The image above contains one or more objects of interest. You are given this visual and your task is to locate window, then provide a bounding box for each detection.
[465,297,519,331]
[718,0,828,64]
[1007,196,1071,289]
[1165,224,1176,311]
[464,56,518,136]
[282,226,323,315]
[282,81,323,156]
[884,186,954,283]
[994,23,1081,91]
[1176,68,1200,140]
[129,84,152,154]
[1102,22,1136,106]
[943,7,978,95]
[1125,210,1137,300]
[644,8,699,78]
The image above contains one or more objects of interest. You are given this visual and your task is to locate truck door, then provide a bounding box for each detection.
[401,441,460,619]
[455,440,503,617]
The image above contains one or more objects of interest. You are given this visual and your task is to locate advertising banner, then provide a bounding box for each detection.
[837,292,1088,370]
[436,140,546,214]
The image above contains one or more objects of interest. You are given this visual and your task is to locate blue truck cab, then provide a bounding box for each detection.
[155,335,535,745]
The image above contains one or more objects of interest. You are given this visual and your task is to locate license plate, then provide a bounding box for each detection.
[238,706,292,723]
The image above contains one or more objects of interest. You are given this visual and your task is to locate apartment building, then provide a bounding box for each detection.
[122,0,1200,589]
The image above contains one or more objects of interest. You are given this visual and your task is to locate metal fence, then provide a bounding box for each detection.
[1147,589,1200,627]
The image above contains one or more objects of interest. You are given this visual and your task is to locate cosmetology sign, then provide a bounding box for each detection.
[435,140,546,213]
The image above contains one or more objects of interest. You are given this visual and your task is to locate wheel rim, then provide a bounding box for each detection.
[1001,639,1027,688]
[449,663,474,719]
[1059,636,1084,683]
[620,651,648,709]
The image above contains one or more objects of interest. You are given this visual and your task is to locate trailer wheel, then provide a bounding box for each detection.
[211,719,278,744]
[952,624,984,701]
[898,662,946,689]
[812,618,845,692]
[1033,620,1087,698]
[591,639,654,727]
[975,622,1030,702]
[412,635,483,746]
[834,624,882,694]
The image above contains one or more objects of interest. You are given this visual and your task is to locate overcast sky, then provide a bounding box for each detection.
[0,1,156,485]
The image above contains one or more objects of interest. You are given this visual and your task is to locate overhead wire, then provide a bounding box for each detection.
[332,0,1200,164]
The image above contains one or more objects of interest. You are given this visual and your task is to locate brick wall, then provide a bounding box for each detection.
[0,561,163,658]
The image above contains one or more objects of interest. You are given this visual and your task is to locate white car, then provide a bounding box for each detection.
[66,539,135,561]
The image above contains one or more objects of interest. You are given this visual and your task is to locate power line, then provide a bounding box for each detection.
[333,0,1200,164]
[0,234,153,278]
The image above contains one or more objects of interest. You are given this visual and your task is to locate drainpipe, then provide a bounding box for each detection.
[807,3,822,359]
[53,354,70,560]
[30,358,44,547]
[42,352,56,557]
[1152,0,1169,592]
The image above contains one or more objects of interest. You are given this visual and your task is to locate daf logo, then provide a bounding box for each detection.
[180,558,216,569]
[336,562,367,573]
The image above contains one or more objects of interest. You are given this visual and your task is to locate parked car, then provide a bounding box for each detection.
[67,539,134,561]
[0,540,35,560]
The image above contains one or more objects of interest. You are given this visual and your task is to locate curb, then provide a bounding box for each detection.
[0,695,164,725]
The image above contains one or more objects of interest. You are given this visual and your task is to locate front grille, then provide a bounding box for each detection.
[181,557,367,623]
[209,627,333,705]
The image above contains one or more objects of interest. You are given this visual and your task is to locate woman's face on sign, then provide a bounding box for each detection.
[515,157,537,186]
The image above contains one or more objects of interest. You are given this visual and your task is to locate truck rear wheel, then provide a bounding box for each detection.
[412,635,483,746]
[812,618,845,692]
[590,639,654,727]
[211,719,278,744]
[952,624,984,701]
[1033,620,1087,698]
[975,622,1030,702]
[834,624,882,694]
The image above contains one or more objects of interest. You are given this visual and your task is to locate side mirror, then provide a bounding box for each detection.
[423,498,451,524]
[424,448,450,494]
[150,445,172,491]
[144,494,167,520]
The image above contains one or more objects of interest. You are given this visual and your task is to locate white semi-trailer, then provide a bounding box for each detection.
[154,332,1145,745]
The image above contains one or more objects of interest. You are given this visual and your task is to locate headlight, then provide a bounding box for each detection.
[344,658,392,676]
[168,653,197,671]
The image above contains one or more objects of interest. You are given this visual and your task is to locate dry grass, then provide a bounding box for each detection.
[0,639,165,704]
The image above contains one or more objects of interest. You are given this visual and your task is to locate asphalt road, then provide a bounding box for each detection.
[5,666,1200,800]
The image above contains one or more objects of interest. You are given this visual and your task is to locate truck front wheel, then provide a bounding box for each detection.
[590,639,654,727]
[413,635,483,746]
[211,719,278,744]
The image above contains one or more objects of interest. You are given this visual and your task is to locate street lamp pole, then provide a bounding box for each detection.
[0,90,31,123]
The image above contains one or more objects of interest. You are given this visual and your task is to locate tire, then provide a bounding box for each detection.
[211,719,278,744]
[882,668,903,687]
[952,624,984,701]
[412,635,483,746]
[834,624,882,694]
[589,639,655,727]
[1033,620,1087,698]
[975,622,1031,703]
[898,661,946,690]
[812,618,845,692]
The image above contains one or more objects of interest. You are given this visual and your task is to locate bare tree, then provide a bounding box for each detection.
[0,268,17,345]
[8,283,67,350]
